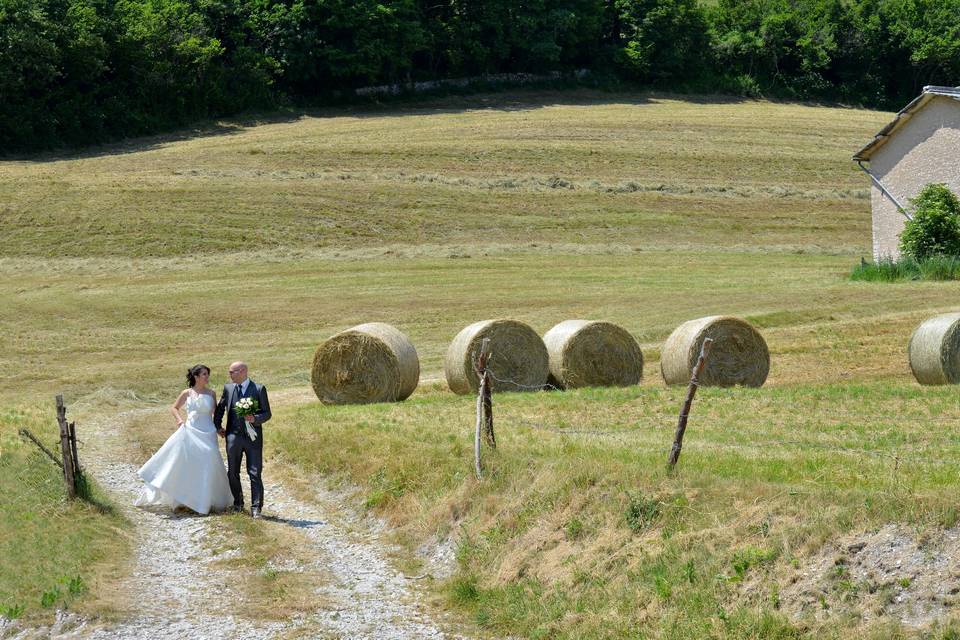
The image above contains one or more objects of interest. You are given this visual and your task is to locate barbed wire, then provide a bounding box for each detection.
[477,371,960,472]
[482,370,960,422]
[485,369,562,392]
[486,373,960,422]
[535,418,960,466]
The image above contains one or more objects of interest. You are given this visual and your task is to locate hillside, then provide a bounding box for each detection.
[3,92,875,259]
[4,91,960,638]
[1,91,895,398]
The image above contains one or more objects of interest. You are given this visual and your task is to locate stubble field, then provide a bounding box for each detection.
[4,90,960,638]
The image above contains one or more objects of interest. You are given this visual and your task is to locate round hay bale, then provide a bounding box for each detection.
[311,322,419,404]
[444,319,549,395]
[908,312,960,385]
[660,315,769,387]
[543,320,643,389]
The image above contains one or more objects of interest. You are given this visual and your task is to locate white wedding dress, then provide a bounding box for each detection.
[135,391,233,514]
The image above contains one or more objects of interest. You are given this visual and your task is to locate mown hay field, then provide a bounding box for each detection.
[3,90,960,637]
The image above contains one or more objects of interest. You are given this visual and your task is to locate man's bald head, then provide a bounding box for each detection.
[228,361,248,383]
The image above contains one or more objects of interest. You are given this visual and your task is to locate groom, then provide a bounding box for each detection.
[215,361,272,518]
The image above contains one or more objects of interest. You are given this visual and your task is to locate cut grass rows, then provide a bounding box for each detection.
[7,90,957,637]
[0,92,886,258]
[2,249,955,400]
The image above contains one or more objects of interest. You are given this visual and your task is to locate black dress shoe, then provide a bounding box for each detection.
[251,507,262,519]
[232,505,244,513]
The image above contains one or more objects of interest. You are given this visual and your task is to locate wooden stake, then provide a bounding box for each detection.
[668,338,712,469]
[475,373,484,479]
[56,395,76,498]
[481,366,495,449]
[473,338,493,479]
[69,419,80,475]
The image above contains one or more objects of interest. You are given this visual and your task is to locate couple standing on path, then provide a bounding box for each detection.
[135,361,272,518]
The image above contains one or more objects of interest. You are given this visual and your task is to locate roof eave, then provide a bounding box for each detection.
[854,88,960,161]
[852,95,928,161]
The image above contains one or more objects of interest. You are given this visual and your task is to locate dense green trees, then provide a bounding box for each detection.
[2,0,958,151]
[616,0,708,82]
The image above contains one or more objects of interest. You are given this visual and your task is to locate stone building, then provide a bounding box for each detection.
[853,86,960,260]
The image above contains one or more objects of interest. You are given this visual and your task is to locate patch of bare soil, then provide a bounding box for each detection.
[780,524,960,629]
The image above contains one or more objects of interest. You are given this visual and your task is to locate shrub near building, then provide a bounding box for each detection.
[899,183,960,261]
[852,184,960,282]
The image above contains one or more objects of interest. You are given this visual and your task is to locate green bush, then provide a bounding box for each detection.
[899,183,960,260]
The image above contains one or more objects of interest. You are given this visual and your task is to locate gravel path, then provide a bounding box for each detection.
[3,402,463,640]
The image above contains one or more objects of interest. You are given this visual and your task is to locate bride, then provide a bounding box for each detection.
[135,364,233,514]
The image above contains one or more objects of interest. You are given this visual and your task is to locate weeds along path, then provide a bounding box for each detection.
[20,395,462,640]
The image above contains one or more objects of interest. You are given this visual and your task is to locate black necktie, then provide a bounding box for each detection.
[237,384,243,398]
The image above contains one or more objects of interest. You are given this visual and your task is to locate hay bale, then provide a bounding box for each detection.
[660,315,769,387]
[908,313,960,385]
[444,319,548,395]
[543,320,643,389]
[311,322,419,404]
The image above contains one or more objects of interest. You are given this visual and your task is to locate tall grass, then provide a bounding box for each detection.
[850,255,960,282]
[918,255,960,280]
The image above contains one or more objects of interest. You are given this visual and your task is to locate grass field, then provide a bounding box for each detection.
[0,405,128,623]
[4,90,960,637]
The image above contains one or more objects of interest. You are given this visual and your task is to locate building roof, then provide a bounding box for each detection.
[853,86,960,161]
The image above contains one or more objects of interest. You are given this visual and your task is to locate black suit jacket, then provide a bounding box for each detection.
[215,380,272,436]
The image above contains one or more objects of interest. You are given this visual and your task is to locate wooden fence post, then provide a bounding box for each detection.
[481,356,495,450]
[56,395,76,498]
[473,338,493,479]
[668,338,712,469]
[69,419,80,477]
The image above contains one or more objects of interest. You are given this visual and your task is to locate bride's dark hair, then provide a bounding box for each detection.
[187,364,210,388]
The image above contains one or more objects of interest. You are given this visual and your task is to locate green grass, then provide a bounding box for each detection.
[3,249,956,400]
[2,89,958,636]
[851,255,960,282]
[268,382,960,637]
[0,407,128,622]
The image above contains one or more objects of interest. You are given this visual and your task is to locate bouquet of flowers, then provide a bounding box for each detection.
[234,397,260,441]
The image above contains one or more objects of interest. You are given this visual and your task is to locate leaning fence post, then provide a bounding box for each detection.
[668,338,712,469]
[473,338,493,479]
[474,383,483,479]
[56,395,77,498]
[481,358,495,450]
[18,428,63,468]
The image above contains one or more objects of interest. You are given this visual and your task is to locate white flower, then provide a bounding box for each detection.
[234,396,258,441]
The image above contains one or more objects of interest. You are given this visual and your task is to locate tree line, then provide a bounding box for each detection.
[2,0,959,151]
